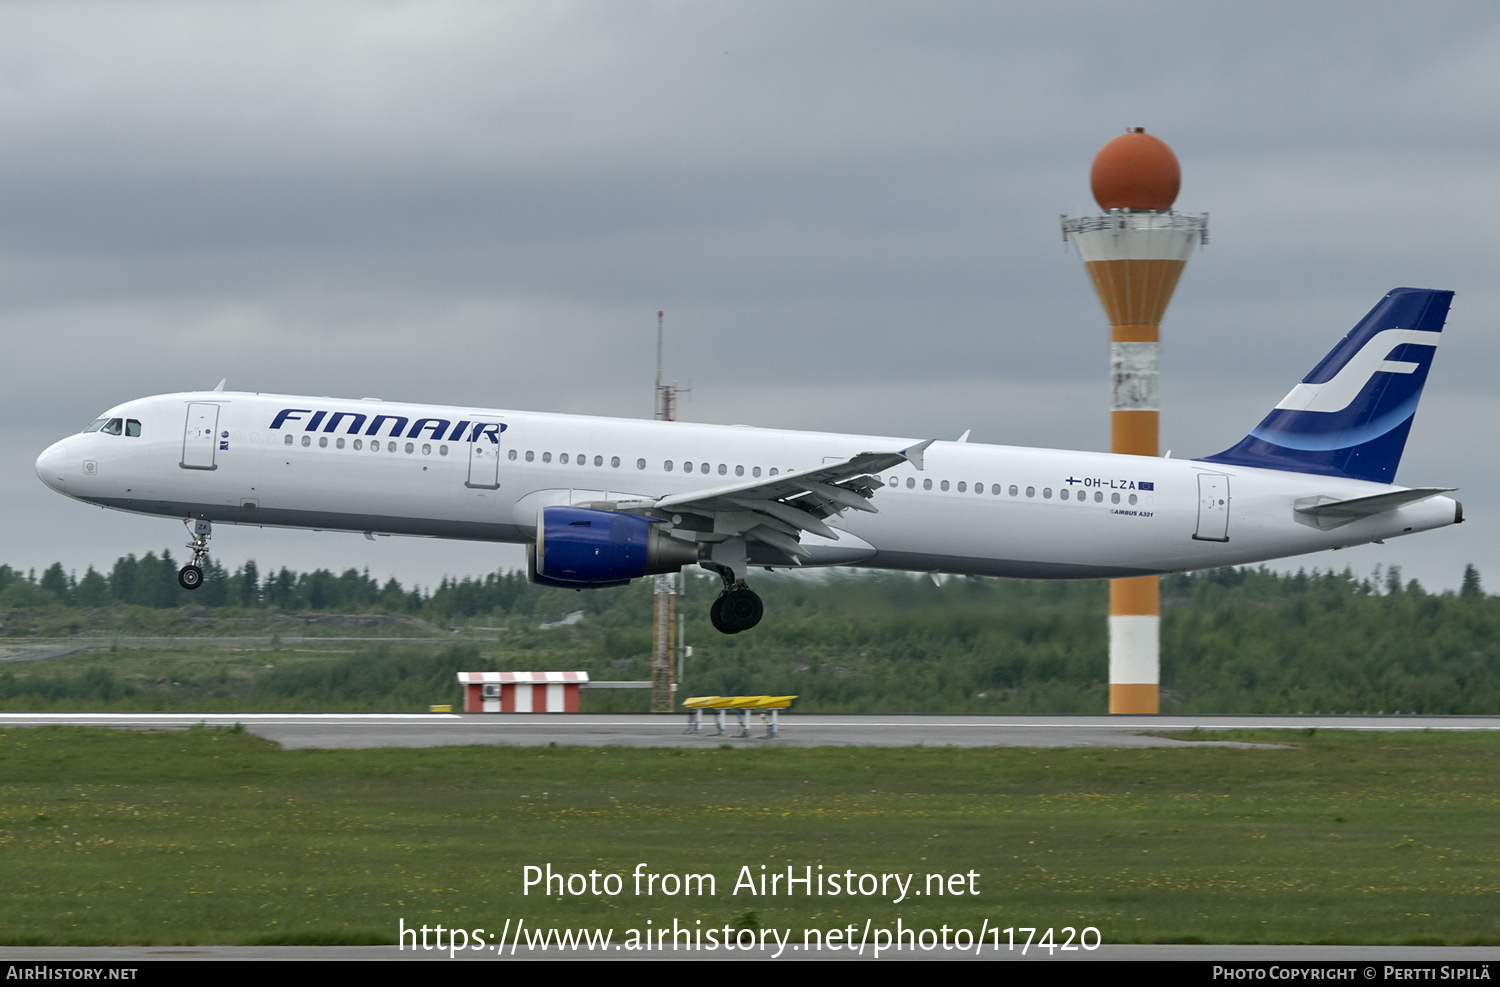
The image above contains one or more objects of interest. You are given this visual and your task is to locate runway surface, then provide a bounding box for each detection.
[4,711,1498,749]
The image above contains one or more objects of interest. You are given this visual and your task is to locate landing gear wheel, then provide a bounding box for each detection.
[180,518,211,591]
[712,587,763,634]
[710,594,733,634]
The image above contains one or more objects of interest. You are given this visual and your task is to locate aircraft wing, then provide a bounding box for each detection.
[639,439,934,560]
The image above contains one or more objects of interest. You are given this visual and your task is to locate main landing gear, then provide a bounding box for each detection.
[704,563,763,635]
[178,518,211,591]
[710,586,764,634]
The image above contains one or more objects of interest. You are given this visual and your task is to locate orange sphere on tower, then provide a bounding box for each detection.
[1090,128,1180,211]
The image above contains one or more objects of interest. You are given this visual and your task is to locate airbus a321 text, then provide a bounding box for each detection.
[36,288,1462,634]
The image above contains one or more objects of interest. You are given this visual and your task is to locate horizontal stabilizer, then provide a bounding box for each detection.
[1293,487,1453,530]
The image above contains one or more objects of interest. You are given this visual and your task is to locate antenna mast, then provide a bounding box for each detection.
[654,311,679,422]
[651,309,680,712]
[655,311,664,420]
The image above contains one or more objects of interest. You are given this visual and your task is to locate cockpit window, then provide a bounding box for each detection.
[100,418,123,436]
[125,419,142,437]
[83,419,107,433]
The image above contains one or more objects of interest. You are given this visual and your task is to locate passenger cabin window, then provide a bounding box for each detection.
[125,420,142,437]
[543,452,552,463]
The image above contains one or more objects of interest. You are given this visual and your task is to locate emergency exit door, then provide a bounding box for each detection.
[1194,472,1230,542]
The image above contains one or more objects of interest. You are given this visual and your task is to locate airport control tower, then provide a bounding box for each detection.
[1061,129,1207,714]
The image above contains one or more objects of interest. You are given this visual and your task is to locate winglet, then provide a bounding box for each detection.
[901,439,936,471]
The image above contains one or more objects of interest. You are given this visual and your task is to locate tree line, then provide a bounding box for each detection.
[1,557,1496,714]
[0,553,588,620]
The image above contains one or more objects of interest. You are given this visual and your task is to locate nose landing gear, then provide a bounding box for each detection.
[178,518,211,591]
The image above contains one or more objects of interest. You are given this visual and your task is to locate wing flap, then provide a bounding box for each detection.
[650,439,934,563]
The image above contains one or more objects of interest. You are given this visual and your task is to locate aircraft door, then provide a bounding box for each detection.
[181,403,220,470]
[465,421,503,489]
[1194,473,1230,542]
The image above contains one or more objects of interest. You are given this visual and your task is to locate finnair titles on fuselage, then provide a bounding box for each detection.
[36,288,1462,633]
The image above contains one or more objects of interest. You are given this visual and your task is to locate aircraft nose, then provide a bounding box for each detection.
[35,439,69,493]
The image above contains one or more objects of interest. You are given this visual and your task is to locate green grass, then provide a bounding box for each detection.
[2,726,1498,945]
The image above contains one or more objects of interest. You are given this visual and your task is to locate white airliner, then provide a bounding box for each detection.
[35,288,1462,634]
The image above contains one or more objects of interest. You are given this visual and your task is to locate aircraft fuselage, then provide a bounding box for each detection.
[34,391,1460,580]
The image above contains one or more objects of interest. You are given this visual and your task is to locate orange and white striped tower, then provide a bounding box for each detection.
[1061,128,1207,714]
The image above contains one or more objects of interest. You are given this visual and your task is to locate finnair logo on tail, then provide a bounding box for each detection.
[1274,329,1439,415]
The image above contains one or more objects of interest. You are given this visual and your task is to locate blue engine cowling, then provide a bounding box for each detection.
[529,507,698,589]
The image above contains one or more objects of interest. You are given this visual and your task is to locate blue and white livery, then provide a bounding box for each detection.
[1202,288,1451,482]
[35,289,1464,633]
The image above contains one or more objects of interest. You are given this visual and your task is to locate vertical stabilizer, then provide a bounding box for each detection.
[1199,288,1452,483]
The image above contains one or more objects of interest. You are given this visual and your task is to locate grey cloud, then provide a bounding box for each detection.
[2,0,1497,591]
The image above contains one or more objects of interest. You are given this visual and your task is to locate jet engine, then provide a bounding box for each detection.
[526,506,698,589]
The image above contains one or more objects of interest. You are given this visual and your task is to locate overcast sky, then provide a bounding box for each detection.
[3,0,1497,592]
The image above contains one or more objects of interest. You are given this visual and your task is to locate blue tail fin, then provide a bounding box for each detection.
[1198,287,1452,483]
